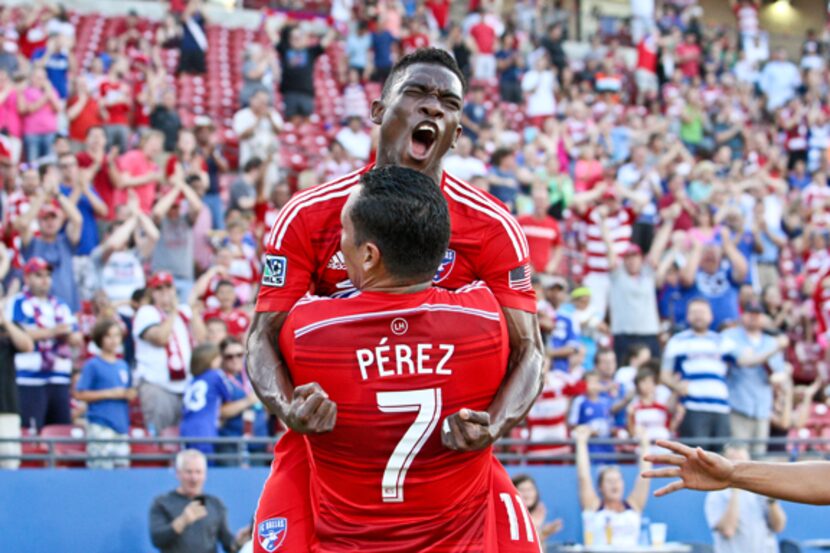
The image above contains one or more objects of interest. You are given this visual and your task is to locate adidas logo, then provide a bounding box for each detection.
[327,251,347,271]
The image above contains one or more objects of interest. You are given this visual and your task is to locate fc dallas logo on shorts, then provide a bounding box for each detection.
[432,249,456,283]
[258,518,287,551]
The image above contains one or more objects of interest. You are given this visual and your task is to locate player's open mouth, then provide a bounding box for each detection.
[409,121,439,161]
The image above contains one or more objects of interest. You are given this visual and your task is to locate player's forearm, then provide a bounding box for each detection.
[487,309,545,439]
[246,311,292,418]
[730,461,830,505]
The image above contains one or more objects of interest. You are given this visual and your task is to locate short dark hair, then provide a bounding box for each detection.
[382,47,467,99]
[215,279,235,291]
[625,342,650,365]
[635,366,657,386]
[243,157,263,173]
[594,347,615,364]
[190,343,220,377]
[91,318,122,348]
[220,336,243,354]
[351,166,450,282]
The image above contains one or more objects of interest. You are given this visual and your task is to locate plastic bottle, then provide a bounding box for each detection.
[639,516,651,546]
[604,515,613,545]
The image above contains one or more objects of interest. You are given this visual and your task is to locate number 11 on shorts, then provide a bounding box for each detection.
[500,493,535,543]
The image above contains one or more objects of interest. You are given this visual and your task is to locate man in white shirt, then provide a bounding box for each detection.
[759,49,801,111]
[232,89,284,186]
[442,136,488,182]
[133,271,206,432]
[335,116,372,161]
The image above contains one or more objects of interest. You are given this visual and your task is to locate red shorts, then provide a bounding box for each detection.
[253,431,541,552]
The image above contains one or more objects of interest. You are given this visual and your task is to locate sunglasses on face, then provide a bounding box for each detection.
[223,352,244,360]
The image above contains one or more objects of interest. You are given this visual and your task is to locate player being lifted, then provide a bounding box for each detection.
[248,48,545,552]
[271,166,523,551]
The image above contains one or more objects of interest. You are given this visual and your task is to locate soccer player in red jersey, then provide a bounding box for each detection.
[273,167,514,551]
[248,49,544,552]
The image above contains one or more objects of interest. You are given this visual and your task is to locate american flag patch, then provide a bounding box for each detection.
[509,264,532,291]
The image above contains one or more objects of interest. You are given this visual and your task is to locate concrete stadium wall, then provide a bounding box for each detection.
[2,465,829,552]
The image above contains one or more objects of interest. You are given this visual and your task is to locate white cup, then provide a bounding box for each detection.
[650,522,668,546]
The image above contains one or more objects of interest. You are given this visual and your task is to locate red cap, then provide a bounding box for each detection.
[147,271,174,289]
[38,202,61,218]
[622,243,643,257]
[24,257,51,275]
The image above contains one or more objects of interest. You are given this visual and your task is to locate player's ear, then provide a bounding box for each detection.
[370,99,385,125]
[363,242,381,272]
[451,125,462,149]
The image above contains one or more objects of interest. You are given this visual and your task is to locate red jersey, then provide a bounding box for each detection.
[279,284,508,551]
[204,307,251,338]
[469,22,496,54]
[517,214,562,274]
[76,152,117,220]
[628,399,671,443]
[99,79,131,126]
[256,166,535,314]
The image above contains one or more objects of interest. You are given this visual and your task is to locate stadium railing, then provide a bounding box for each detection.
[0,435,827,468]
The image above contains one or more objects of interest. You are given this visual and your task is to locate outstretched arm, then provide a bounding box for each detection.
[643,439,830,505]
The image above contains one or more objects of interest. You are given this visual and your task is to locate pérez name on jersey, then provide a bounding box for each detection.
[355,337,455,381]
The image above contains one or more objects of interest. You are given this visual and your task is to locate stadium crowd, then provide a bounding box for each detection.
[0,0,829,487]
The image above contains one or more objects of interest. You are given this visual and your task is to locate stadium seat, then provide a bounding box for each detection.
[779,539,802,553]
[159,426,182,455]
[19,427,46,468]
[129,427,170,468]
[40,425,87,468]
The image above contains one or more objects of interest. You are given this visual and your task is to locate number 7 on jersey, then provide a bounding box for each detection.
[376,388,443,503]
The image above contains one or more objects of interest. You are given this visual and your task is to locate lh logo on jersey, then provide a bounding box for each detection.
[262,255,287,287]
[432,249,456,283]
[258,518,287,551]
[391,318,408,335]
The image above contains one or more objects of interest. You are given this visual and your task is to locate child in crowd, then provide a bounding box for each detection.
[74,319,135,469]
[569,371,615,459]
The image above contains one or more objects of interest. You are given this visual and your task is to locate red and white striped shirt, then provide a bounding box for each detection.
[526,368,586,457]
[582,207,636,274]
[628,398,671,443]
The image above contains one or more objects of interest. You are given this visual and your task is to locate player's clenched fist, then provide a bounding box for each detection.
[284,382,337,434]
[441,408,495,451]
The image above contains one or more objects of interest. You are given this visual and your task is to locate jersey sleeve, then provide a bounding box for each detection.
[477,223,537,313]
[133,306,161,341]
[255,205,317,313]
[75,359,97,391]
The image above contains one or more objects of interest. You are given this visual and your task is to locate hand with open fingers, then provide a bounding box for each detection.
[641,440,736,497]
[441,408,494,451]
[283,382,337,434]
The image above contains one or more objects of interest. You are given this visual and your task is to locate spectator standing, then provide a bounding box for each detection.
[759,49,801,112]
[547,278,581,372]
[5,257,81,430]
[202,280,250,339]
[461,85,487,143]
[18,167,83,313]
[602,209,674,359]
[521,54,557,127]
[151,172,204,302]
[75,126,120,221]
[98,58,133,153]
[442,135,487,182]
[569,372,615,457]
[73,319,135,469]
[574,425,651,545]
[133,271,205,432]
[0,295,35,469]
[194,116,229,231]
[0,68,22,144]
[369,23,397,83]
[216,337,260,466]
[661,299,733,449]
[468,7,501,80]
[178,0,209,75]
[517,185,563,275]
[496,33,524,104]
[149,449,243,553]
[704,444,786,553]
[66,77,104,150]
[345,21,372,78]
[488,147,520,212]
[150,88,184,153]
[679,228,748,330]
[58,151,108,300]
[335,116,371,162]
[19,67,61,162]
[92,196,159,304]
[721,301,789,457]
[541,24,567,75]
[342,68,369,119]
[232,89,283,186]
[31,33,73,100]
[180,343,233,455]
[274,23,335,120]
[239,43,278,108]
[116,130,165,215]
[627,367,674,450]
[228,157,263,213]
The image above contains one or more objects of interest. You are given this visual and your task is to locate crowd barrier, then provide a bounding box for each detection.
[2,460,830,553]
